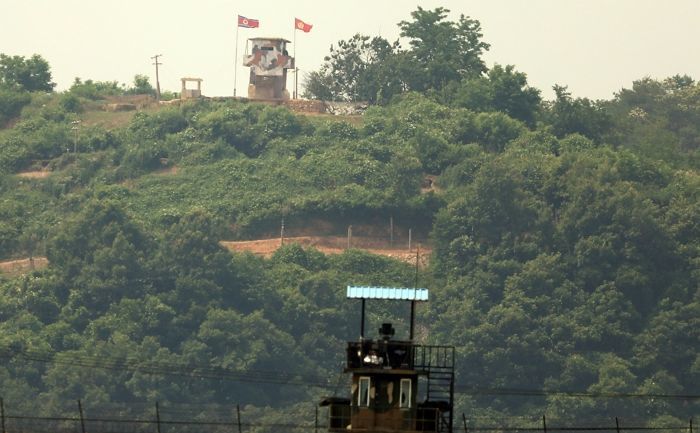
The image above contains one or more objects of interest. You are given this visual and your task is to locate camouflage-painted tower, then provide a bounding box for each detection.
[243,37,294,100]
[320,286,455,433]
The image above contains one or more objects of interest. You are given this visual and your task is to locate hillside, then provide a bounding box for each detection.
[1,43,699,428]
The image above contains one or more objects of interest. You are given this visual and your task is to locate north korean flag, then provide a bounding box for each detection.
[294,18,312,32]
[238,15,259,28]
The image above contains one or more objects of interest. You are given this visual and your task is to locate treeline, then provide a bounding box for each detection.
[0,6,699,427]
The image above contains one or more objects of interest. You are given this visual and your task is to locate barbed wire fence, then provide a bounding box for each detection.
[461,414,695,433]
[0,398,694,433]
[0,398,319,433]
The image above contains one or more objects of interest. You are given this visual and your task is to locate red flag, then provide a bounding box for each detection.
[238,15,259,28]
[294,18,312,32]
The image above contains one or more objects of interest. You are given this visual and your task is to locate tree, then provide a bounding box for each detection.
[194,308,316,403]
[70,77,125,99]
[303,34,401,103]
[304,7,490,102]
[608,76,700,156]
[302,70,336,101]
[634,300,700,390]
[127,74,155,96]
[47,199,149,276]
[453,64,542,126]
[0,86,31,125]
[545,85,611,142]
[398,7,489,93]
[411,128,450,173]
[0,53,55,92]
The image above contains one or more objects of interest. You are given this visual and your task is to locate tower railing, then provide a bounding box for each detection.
[345,341,455,372]
[346,340,415,370]
[412,345,455,372]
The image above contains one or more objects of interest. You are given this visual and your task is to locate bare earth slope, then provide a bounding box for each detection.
[220,236,430,266]
[0,236,430,277]
[0,257,49,276]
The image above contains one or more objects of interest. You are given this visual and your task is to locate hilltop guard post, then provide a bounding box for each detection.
[242,37,294,100]
[320,286,455,433]
[180,77,203,99]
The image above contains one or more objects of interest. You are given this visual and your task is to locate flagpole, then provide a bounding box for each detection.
[234,20,240,97]
[293,26,297,99]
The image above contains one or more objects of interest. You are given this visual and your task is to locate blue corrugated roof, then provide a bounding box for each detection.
[347,286,429,301]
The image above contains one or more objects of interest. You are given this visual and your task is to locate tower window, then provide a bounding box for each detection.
[400,379,411,408]
[358,377,371,407]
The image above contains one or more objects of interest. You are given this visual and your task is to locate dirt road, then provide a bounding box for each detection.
[220,236,430,265]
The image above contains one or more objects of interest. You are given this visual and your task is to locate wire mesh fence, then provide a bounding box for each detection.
[0,398,318,433]
[460,415,695,433]
[0,398,694,433]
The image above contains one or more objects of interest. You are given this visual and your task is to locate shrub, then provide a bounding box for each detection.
[0,86,31,126]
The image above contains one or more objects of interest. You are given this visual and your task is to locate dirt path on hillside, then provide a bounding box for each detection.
[0,236,429,278]
[16,170,51,179]
[220,236,430,266]
[0,257,48,276]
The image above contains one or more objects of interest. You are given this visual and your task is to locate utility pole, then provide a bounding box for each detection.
[280,218,285,246]
[389,216,394,247]
[77,400,86,433]
[151,54,162,101]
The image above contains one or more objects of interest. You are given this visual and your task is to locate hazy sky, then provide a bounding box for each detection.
[3,0,700,100]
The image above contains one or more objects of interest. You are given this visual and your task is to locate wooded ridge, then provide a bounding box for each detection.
[0,7,698,427]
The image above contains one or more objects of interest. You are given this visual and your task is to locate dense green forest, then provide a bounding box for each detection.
[0,7,698,429]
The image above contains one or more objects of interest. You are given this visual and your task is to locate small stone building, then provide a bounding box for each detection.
[181,77,203,99]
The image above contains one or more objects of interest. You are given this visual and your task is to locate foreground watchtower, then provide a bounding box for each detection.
[243,37,294,100]
[320,286,455,433]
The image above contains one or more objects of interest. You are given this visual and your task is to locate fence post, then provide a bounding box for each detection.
[236,404,242,433]
[389,216,394,247]
[347,225,352,249]
[315,405,319,433]
[155,402,161,433]
[408,228,412,251]
[542,414,547,433]
[281,218,285,246]
[1,397,6,433]
[78,399,86,433]
[615,417,620,433]
[462,413,468,433]
[689,419,693,433]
